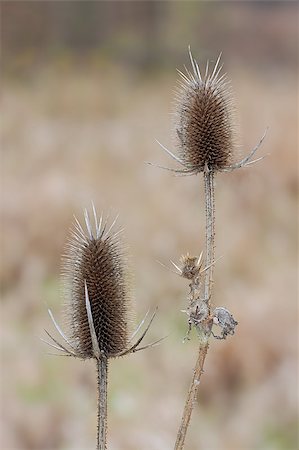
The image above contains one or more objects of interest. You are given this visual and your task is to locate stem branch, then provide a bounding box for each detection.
[174,169,215,450]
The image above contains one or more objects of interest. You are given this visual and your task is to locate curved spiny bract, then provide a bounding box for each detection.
[174,50,235,173]
[62,209,131,359]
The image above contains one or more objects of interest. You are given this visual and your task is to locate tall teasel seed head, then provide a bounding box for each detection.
[174,49,235,173]
[62,208,132,359]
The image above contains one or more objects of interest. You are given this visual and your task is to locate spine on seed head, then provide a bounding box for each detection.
[174,49,235,173]
[62,207,131,359]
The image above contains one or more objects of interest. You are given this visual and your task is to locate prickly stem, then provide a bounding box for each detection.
[203,169,215,308]
[97,356,108,450]
[174,170,215,450]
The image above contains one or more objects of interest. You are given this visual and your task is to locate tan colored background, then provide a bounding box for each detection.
[1,2,298,449]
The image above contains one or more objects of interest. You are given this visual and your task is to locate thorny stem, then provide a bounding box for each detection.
[204,170,215,306]
[97,356,108,450]
[174,169,215,450]
[174,340,209,449]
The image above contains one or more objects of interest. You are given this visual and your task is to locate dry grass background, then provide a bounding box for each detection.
[1,2,298,450]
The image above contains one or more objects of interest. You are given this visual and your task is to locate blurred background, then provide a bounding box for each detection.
[1,1,298,449]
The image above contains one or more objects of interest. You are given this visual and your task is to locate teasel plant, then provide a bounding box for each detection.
[42,205,162,450]
[151,48,267,449]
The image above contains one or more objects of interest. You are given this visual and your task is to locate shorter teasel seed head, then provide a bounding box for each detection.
[62,208,131,359]
[174,49,236,173]
[43,206,161,360]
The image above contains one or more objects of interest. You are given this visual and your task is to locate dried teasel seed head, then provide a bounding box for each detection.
[62,208,132,359]
[174,49,235,173]
[180,253,202,280]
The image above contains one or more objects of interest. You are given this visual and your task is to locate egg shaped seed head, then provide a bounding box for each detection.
[62,207,132,359]
[174,49,236,173]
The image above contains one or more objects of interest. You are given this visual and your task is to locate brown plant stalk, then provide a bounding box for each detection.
[97,356,108,449]
[174,169,215,450]
[152,48,266,449]
[42,205,162,449]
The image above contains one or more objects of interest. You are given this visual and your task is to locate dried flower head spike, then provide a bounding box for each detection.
[152,47,267,176]
[63,208,131,359]
[42,205,162,449]
[175,51,235,173]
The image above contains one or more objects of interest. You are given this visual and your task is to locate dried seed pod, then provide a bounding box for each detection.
[212,307,238,340]
[174,50,235,173]
[62,208,132,359]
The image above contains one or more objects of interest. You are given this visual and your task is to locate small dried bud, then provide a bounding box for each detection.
[175,49,235,173]
[180,253,201,280]
[181,253,201,280]
[212,307,238,340]
[189,301,209,327]
[63,209,132,359]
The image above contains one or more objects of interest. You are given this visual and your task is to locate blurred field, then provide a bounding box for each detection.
[1,2,298,450]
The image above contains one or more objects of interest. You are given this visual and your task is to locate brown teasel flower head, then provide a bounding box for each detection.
[173,49,235,174]
[151,48,267,176]
[63,208,131,359]
[42,205,161,360]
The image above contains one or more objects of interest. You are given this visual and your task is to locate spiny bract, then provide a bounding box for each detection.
[174,49,235,173]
